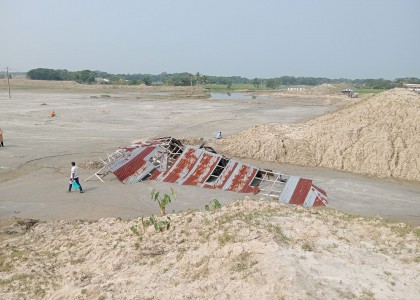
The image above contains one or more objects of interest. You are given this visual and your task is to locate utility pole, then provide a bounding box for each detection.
[6,67,11,99]
[190,75,193,98]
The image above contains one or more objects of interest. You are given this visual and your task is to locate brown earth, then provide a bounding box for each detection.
[218,88,420,182]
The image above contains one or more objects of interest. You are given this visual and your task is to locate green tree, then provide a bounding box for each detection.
[27,68,62,80]
[266,78,279,89]
[73,70,96,84]
[252,78,260,88]
[142,76,152,86]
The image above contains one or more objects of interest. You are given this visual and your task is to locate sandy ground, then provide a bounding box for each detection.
[0,80,419,226]
[1,200,419,299]
[1,81,419,300]
[0,81,360,220]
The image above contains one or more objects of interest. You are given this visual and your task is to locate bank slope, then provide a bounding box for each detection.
[219,88,420,181]
[1,199,419,299]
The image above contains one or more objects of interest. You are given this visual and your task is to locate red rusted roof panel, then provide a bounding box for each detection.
[107,147,143,173]
[223,163,259,194]
[313,185,327,197]
[113,146,157,181]
[203,160,238,190]
[123,163,157,184]
[105,137,328,202]
[280,176,327,207]
[289,178,313,205]
[180,152,220,186]
[149,169,162,180]
[159,147,201,183]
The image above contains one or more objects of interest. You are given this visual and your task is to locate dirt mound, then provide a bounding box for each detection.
[1,199,418,299]
[179,136,206,146]
[218,88,420,181]
[306,83,344,95]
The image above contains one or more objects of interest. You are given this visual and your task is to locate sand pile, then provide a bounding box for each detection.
[306,83,344,95]
[0,199,419,299]
[219,88,420,181]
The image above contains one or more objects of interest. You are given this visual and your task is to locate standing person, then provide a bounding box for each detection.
[0,128,4,147]
[68,162,83,193]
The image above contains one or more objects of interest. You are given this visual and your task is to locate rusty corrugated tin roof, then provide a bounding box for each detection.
[279,176,328,207]
[111,146,158,183]
[103,137,328,206]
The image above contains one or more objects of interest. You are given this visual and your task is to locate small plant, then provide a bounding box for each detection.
[151,188,176,215]
[130,215,171,242]
[302,241,314,252]
[149,215,172,232]
[130,225,143,241]
[205,199,221,211]
[141,217,152,231]
[218,230,234,246]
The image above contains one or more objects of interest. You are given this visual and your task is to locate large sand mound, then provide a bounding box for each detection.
[219,88,420,181]
[1,199,419,299]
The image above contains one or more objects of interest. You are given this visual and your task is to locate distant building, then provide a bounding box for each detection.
[341,88,357,98]
[95,78,110,84]
[287,87,305,91]
[404,83,420,92]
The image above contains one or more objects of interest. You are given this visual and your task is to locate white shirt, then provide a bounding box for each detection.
[71,165,79,179]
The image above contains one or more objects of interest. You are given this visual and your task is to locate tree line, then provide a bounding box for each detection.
[25,68,420,89]
[27,68,97,84]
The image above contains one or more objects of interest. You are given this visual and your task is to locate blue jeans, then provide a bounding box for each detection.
[68,177,83,192]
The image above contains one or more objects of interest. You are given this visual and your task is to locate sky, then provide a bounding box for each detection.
[1,0,420,79]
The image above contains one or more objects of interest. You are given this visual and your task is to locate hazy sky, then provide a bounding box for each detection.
[1,0,419,79]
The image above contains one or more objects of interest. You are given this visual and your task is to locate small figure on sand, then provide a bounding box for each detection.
[0,128,4,147]
[216,131,222,139]
[68,162,83,193]
[50,111,56,117]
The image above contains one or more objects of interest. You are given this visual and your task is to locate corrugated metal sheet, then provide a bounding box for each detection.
[157,147,202,183]
[202,160,259,194]
[279,176,328,207]
[149,146,259,194]
[179,151,220,186]
[204,160,238,190]
[107,146,145,173]
[104,137,328,205]
[222,163,259,194]
[121,147,161,184]
[112,146,158,182]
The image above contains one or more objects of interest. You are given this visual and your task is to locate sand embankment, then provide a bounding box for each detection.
[1,199,419,299]
[219,88,420,181]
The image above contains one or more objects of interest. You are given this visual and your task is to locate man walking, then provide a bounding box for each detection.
[68,162,83,193]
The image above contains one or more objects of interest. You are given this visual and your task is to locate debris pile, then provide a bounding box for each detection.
[89,137,328,207]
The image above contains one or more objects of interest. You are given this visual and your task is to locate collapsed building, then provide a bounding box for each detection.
[87,137,328,207]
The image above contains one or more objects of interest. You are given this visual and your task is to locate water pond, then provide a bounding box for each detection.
[210,92,260,100]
